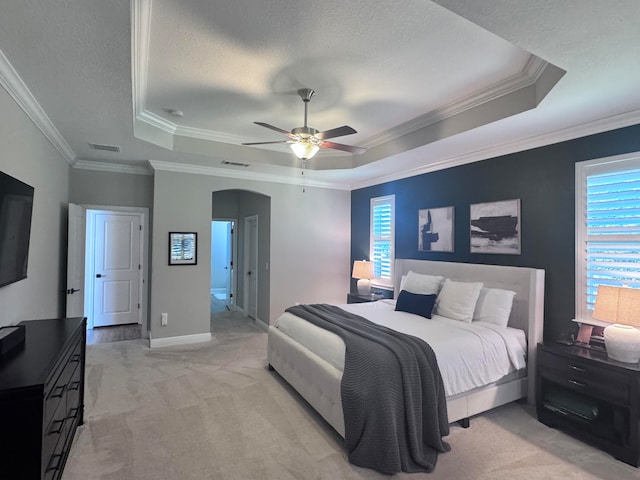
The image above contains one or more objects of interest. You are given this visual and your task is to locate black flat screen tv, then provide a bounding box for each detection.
[0,171,34,288]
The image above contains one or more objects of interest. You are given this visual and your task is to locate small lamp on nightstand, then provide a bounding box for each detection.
[352,260,374,296]
[593,285,640,363]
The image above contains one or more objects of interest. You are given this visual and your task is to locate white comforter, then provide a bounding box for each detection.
[273,299,527,397]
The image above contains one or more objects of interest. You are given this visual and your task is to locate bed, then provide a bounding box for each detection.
[267,259,545,439]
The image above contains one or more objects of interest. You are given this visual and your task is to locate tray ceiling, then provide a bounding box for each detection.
[1,0,639,188]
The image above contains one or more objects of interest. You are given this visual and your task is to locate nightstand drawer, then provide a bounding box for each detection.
[539,349,630,405]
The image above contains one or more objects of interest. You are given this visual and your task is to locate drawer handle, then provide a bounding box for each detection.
[50,384,66,398]
[49,419,65,435]
[70,354,81,363]
[46,453,63,472]
[568,379,586,388]
[569,365,586,372]
[68,381,80,391]
[68,407,79,420]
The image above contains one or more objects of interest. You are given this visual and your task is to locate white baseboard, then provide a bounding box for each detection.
[254,318,269,332]
[149,332,212,348]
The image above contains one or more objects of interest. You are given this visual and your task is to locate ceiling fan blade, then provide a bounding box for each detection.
[316,125,357,140]
[242,140,290,146]
[254,122,291,135]
[321,141,366,155]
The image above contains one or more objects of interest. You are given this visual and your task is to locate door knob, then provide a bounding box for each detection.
[96,274,106,278]
[66,288,80,294]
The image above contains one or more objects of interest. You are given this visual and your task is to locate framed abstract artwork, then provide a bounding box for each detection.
[470,199,520,254]
[169,232,197,265]
[418,206,454,252]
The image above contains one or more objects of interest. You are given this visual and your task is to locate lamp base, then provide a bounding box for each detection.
[357,279,371,296]
[604,324,640,363]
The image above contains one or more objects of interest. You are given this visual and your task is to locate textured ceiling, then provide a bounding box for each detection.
[0,0,639,188]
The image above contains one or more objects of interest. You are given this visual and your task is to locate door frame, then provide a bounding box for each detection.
[243,215,258,319]
[83,206,149,337]
[211,218,237,310]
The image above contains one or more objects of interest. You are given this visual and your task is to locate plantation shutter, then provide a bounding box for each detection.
[577,156,640,320]
[370,195,395,288]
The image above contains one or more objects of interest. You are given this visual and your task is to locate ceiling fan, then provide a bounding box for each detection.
[242,88,366,160]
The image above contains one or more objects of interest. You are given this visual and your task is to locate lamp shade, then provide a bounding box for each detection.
[290,142,320,160]
[352,260,374,279]
[352,260,374,296]
[593,285,640,327]
[593,285,640,363]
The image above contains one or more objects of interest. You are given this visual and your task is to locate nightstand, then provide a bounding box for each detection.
[536,342,640,467]
[347,292,384,304]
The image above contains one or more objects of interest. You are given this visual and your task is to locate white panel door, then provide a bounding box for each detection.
[65,203,85,318]
[93,213,141,327]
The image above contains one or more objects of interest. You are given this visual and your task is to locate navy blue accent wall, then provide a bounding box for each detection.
[351,124,640,341]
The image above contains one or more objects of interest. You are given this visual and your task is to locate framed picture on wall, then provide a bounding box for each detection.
[470,199,521,254]
[418,206,454,252]
[169,232,197,265]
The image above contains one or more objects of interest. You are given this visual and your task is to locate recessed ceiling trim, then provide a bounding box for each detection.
[0,48,76,164]
[362,56,553,149]
[350,108,640,191]
[131,0,152,125]
[175,124,246,144]
[74,159,153,175]
[137,110,177,134]
[148,160,349,190]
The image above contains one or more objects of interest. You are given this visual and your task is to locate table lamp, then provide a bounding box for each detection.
[352,260,374,295]
[593,285,640,363]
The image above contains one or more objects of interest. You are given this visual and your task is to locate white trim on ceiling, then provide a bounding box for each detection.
[130,0,552,153]
[73,159,153,176]
[131,0,152,128]
[148,160,350,190]
[0,48,76,165]
[362,56,549,149]
[349,108,640,190]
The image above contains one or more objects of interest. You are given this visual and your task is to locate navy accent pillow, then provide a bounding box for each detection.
[395,290,437,319]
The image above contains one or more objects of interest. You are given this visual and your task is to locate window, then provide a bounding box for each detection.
[370,195,395,289]
[576,153,640,321]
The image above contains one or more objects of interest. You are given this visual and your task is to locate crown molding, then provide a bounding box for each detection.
[362,56,550,150]
[131,0,152,124]
[350,108,640,190]
[148,160,349,190]
[0,49,76,164]
[74,159,153,176]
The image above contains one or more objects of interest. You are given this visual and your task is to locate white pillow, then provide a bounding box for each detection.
[402,271,444,295]
[435,279,483,322]
[473,287,517,327]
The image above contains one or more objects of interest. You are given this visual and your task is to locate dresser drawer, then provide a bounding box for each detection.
[539,348,630,405]
[44,335,83,427]
[42,401,68,480]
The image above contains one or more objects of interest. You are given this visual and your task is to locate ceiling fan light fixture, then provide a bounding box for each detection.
[290,141,320,160]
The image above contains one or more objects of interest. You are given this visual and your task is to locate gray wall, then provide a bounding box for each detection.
[69,168,154,208]
[151,170,350,341]
[0,87,70,326]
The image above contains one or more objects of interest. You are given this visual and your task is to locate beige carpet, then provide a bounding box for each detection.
[62,311,639,480]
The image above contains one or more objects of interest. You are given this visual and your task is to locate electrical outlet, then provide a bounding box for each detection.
[161,312,168,326]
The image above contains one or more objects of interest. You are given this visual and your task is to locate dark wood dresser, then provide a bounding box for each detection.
[536,342,640,467]
[0,317,86,480]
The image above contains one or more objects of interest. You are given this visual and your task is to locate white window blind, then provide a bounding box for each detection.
[576,153,640,321]
[370,195,395,288]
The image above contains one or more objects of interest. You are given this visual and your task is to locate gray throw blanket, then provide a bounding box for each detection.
[286,304,450,474]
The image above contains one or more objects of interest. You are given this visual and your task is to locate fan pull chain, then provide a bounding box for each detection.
[301,159,306,193]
